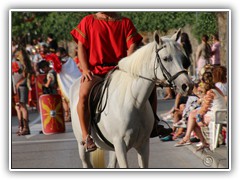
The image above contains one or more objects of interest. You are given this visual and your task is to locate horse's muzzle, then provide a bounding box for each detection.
[181,82,193,95]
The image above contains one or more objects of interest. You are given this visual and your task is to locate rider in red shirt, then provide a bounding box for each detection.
[71,12,142,152]
[71,13,142,76]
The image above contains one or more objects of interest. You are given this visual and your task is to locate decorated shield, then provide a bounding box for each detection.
[39,94,65,135]
[35,74,46,111]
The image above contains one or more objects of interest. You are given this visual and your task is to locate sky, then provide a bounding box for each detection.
[1,0,238,179]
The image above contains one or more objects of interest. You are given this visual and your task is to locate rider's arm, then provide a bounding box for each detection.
[127,43,138,56]
[78,41,93,82]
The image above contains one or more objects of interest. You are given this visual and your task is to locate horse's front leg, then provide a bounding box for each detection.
[107,151,117,168]
[77,141,93,168]
[113,138,128,168]
[136,140,150,168]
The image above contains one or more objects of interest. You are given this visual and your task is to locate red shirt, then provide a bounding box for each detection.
[70,14,142,76]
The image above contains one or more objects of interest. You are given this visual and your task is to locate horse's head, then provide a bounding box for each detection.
[153,29,193,95]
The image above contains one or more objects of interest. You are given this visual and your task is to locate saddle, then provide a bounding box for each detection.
[89,79,105,124]
[88,70,116,149]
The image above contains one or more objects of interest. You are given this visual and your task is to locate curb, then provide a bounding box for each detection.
[186,144,228,168]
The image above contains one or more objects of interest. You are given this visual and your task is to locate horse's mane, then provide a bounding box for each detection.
[118,37,179,76]
[118,42,155,77]
[109,42,156,106]
[110,37,180,106]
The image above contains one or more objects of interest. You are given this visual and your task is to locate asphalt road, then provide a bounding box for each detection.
[10,99,210,170]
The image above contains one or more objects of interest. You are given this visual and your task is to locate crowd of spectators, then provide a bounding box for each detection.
[160,33,228,150]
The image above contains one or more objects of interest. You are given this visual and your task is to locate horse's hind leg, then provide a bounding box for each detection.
[113,139,128,168]
[77,141,93,168]
[136,140,150,168]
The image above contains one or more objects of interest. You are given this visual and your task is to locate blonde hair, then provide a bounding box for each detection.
[201,71,215,94]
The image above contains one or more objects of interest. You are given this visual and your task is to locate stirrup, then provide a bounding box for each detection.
[81,135,97,152]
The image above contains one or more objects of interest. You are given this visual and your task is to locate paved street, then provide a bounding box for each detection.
[10,99,218,169]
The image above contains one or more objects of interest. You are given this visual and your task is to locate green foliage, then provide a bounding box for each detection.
[121,12,195,32]
[192,12,218,43]
[41,12,91,41]
[11,11,218,44]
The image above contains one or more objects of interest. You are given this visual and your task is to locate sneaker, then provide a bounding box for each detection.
[160,135,173,141]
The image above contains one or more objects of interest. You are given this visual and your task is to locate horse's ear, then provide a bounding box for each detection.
[171,28,181,41]
[153,31,163,46]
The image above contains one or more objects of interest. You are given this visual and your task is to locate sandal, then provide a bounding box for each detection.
[174,139,191,147]
[81,135,97,152]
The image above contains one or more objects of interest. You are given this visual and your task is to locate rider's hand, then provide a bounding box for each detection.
[81,69,94,83]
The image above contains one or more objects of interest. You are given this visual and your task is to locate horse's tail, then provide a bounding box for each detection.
[91,149,105,168]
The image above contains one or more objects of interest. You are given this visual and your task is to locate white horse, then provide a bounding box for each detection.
[70,30,193,168]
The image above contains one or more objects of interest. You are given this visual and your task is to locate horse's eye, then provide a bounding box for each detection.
[163,56,172,62]
[163,57,168,61]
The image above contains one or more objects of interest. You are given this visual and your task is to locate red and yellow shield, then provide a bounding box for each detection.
[39,94,65,135]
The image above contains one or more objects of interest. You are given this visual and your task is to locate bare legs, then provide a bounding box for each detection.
[176,109,208,147]
[15,103,30,135]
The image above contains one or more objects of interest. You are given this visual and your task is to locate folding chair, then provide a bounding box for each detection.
[209,109,228,151]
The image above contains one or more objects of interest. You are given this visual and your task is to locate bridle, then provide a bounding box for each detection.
[153,44,188,89]
[119,43,188,89]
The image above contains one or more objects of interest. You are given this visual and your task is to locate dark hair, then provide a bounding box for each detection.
[48,33,54,39]
[202,34,209,42]
[56,47,67,56]
[213,66,227,83]
[16,46,33,74]
[212,33,219,41]
[37,60,50,72]
[180,32,192,58]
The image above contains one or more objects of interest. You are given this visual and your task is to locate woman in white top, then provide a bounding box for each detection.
[213,66,228,102]
[175,70,227,150]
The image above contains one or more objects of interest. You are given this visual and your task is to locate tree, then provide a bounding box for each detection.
[192,12,218,42]
[11,11,218,44]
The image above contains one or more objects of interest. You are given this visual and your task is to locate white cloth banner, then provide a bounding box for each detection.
[57,57,81,100]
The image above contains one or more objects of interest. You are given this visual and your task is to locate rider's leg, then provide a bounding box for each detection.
[149,86,157,112]
[77,75,102,151]
[149,86,173,137]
